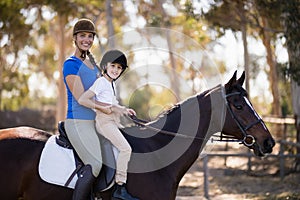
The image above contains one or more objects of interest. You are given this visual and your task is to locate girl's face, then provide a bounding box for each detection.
[74,32,94,51]
[106,63,123,80]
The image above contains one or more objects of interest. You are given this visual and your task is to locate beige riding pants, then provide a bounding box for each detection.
[65,119,102,177]
[95,112,132,184]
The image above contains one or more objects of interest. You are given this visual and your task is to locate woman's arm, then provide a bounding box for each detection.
[65,75,85,101]
[66,74,111,114]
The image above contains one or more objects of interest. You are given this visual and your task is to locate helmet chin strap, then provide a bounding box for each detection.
[104,71,114,80]
[74,41,88,60]
[103,72,117,96]
[103,68,125,81]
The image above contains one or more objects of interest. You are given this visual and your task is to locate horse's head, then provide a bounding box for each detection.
[222,71,275,156]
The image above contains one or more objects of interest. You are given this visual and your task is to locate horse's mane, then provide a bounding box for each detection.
[148,85,221,126]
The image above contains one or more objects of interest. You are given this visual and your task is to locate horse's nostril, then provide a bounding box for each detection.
[264,138,275,152]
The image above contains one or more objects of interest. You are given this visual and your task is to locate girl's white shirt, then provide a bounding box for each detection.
[89,76,119,105]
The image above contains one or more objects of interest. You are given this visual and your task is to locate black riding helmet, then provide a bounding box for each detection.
[73,18,96,60]
[100,50,128,80]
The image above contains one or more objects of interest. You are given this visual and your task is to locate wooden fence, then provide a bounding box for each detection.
[263,115,296,139]
[202,139,300,199]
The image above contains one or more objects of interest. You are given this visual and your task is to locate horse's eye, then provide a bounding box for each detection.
[235,105,243,110]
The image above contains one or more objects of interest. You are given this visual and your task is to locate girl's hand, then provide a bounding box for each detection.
[103,106,113,115]
[96,105,112,115]
[111,105,126,115]
[111,105,136,116]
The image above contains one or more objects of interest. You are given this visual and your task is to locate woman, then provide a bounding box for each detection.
[78,50,139,200]
[63,18,103,200]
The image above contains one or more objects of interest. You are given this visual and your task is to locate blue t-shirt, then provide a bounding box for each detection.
[63,56,100,120]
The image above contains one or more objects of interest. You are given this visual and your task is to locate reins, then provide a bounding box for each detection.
[130,115,247,143]
[129,115,206,141]
[127,87,258,147]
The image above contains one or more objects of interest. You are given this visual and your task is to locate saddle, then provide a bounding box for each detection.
[56,121,116,192]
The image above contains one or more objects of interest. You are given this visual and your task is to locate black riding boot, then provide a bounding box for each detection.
[112,184,140,200]
[72,164,96,200]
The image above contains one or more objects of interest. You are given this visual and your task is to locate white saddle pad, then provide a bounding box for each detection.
[38,135,77,188]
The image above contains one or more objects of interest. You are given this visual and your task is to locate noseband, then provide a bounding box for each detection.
[214,91,262,147]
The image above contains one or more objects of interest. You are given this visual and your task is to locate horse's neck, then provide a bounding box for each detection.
[148,105,181,133]
[163,85,226,183]
[126,85,226,185]
[148,85,226,144]
[199,85,226,152]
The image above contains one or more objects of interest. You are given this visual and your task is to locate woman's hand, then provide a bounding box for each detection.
[126,108,136,116]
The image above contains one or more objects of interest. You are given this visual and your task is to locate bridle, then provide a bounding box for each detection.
[212,91,262,147]
[129,89,261,147]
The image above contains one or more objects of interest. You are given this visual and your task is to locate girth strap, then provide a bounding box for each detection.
[64,164,83,187]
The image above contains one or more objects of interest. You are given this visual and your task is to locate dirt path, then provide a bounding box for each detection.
[176,144,300,200]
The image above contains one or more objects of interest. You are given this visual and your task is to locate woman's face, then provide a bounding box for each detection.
[74,32,94,51]
[106,63,123,80]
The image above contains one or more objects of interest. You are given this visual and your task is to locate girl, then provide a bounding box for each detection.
[78,50,139,200]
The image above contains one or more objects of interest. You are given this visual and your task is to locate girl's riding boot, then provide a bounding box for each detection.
[112,183,140,200]
[72,164,96,200]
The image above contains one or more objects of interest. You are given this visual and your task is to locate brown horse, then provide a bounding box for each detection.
[0,71,275,200]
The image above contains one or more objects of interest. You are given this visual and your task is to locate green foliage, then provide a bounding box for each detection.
[254,0,282,32]
[280,0,300,84]
[0,0,106,111]
[127,85,177,121]
[203,0,300,116]
[1,70,30,110]
[1,0,298,121]
[0,0,32,51]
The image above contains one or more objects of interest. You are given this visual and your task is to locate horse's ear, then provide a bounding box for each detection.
[225,70,237,89]
[237,71,245,86]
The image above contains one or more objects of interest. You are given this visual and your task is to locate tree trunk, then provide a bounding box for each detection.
[261,17,281,117]
[55,15,67,126]
[166,29,180,101]
[291,80,300,169]
[106,0,115,48]
[241,18,250,95]
[0,55,3,110]
[158,1,180,100]
[281,0,300,169]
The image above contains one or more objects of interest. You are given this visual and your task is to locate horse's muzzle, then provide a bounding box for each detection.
[253,137,275,156]
[263,137,275,154]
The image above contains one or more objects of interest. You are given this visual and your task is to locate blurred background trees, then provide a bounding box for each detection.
[0,0,299,145]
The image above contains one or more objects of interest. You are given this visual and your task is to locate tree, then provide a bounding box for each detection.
[46,1,100,123]
[135,1,212,98]
[136,0,181,99]
[204,0,285,117]
[254,0,284,117]
[106,0,115,48]
[203,0,252,94]
[0,0,35,110]
[280,0,300,168]
[0,0,103,117]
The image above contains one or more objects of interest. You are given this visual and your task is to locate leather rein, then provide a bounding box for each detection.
[129,90,259,147]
